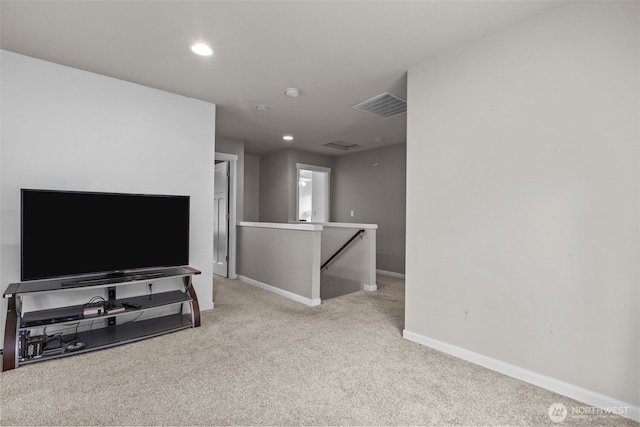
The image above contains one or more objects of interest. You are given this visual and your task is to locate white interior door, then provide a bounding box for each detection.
[213,161,229,277]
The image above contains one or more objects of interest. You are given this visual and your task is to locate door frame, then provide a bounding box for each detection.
[215,152,238,279]
[296,163,331,223]
[213,161,229,277]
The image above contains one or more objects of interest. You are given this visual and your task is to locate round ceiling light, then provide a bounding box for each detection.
[283,135,294,141]
[191,43,213,56]
[285,88,300,98]
[255,105,269,111]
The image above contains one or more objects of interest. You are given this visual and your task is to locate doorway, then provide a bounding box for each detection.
[297,163,330,223]
[213,153,238,278]
[213,160,229,277]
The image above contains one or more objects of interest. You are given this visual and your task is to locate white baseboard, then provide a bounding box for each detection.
[402,329,639,423]
[200,302,214,311]
[363,283,377,292]
[237,275,321,307]
[376,269,405,279]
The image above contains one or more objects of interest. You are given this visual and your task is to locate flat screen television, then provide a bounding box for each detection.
[21,189,190,282]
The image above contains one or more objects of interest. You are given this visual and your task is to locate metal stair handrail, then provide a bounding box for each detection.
[321,229,365,271]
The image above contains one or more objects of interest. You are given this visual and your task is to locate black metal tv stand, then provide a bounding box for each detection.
[2,266,201,371]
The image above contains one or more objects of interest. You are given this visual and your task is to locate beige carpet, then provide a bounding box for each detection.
[0,274,636,426]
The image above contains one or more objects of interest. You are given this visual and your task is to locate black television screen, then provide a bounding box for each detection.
[21,189,190,282]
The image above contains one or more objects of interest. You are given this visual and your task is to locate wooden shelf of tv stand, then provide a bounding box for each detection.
[2,266,201,371]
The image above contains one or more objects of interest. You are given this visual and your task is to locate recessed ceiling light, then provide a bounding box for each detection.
[255,105,269,112]
[283,135,294,141]
[191,43,213,56]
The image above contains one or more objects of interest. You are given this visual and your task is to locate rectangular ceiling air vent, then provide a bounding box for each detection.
[350,92,407,118]
[322,141,361,151]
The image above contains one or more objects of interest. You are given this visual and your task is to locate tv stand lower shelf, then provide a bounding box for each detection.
[19,314,193,365]
[2,266,201,371]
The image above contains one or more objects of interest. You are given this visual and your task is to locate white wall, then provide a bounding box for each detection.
[405,1,639,415]
[0,51,216,337]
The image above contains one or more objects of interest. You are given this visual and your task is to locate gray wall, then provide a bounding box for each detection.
[244,154,260,221]
[237,225,321,301]
[258,150,291,222]
[405,1,638,407]
[216,136,245,222]
[259,149,334,222]
[254,145,406,274]
[320,225,377,299]
[332,143,406,273]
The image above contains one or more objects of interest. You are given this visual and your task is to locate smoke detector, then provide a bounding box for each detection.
[285,88,300,98]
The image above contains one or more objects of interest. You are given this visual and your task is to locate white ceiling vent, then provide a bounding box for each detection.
[322,141,361,151]
[350,92,407,118]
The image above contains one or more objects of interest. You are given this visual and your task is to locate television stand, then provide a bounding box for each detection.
[2,266,201,371]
